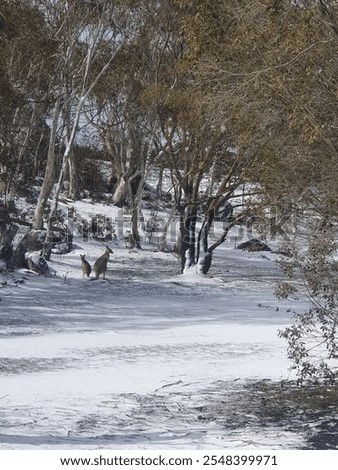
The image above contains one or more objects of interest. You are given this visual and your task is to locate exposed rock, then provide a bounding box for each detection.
[0,202,20,265]
[237,238,271,252]
[142,183,172,203]
[0,221,19,262]
[5,226,31,271]
[52,242,72,255]
[20,230,46,252]
[20,229,72,258]
[25,252,49,275]
[3,225,72,270]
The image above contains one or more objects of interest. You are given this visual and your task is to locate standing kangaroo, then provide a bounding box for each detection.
[80,254,91,278]
[93,246,113,280]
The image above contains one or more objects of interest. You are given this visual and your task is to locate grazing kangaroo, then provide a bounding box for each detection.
[80,254,91,278]
[92,246,113,280]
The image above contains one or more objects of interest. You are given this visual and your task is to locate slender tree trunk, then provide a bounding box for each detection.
[197,212,236,275]
[112,145,132,206]
[61,104,78,200]
[196,211,216,275]
[177,208,190,273]
[130,205,141,249]
[183,205,198,273]
[128,120,159,248]
[112,177,128,206]
[33,98,62,230]
[33,129,45,178]
[159,204,176,252]
[67,147,78,199]
[128,169,142,249]
[156,167,164,199]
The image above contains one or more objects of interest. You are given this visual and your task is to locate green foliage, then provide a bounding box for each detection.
[74,146,108,195]
[278,222,338,383]
[0,0,54,195]
[182,0,338,208]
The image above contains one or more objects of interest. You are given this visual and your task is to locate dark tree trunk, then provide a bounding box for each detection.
[196,198,234,275]
[198,252,213,275]
[67,148,78,199]
[184,205,198,271]
[131,204,141,249]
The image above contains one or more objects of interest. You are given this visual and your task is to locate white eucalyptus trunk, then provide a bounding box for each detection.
[112,177,128,206]
[33,97,62,230]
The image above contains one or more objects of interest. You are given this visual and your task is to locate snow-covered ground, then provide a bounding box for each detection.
[0,201,335,450]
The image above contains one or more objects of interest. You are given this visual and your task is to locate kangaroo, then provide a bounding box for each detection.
[80,254,91,278]
[92,246,113,280]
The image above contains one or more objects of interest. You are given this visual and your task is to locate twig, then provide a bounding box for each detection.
[154,380,183,393]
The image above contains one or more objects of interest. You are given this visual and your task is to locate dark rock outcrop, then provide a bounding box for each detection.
[237,238,271,252]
